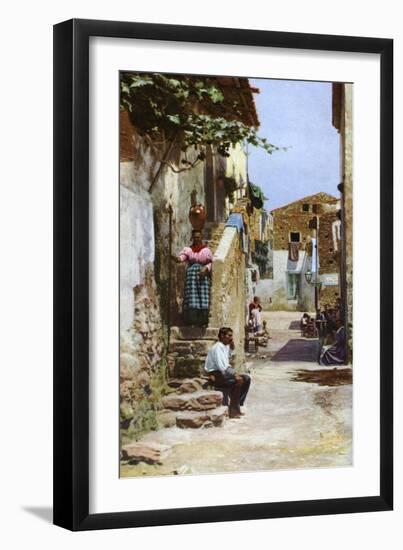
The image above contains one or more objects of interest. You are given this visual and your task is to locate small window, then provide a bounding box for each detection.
[290,232,300,243]
[302,204,310,212]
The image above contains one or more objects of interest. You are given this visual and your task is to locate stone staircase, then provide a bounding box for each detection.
[163,325,228,429]
[159,222,228,430]
[168,326,217,377]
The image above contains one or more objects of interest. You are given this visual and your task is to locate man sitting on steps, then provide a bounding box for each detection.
[204,327,251,419]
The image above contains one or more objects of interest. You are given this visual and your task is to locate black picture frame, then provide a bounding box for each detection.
[53,18,393,531]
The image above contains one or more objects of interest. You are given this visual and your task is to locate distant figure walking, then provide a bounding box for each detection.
[204,327,251,418]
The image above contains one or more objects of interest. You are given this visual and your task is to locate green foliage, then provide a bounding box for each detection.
[120,358,171,444]
[121,399,159,445]
[219,175,238,203]
[120,72,283,168]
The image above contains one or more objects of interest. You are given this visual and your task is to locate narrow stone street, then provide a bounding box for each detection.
[121,311,352,477]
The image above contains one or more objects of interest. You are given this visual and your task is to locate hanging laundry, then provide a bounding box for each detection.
[225,213,244,233]
[225,213,246,252]
[332,220,341,251]
[288,242,299,261]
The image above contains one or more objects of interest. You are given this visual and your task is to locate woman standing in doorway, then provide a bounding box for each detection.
[174,230,213,326]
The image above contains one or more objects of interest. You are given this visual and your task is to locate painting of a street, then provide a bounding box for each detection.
[119,73,352,477]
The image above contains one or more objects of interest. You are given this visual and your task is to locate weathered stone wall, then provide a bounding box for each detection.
[209,227,246,367]
[272,192,338,250]
[332,83,353,359]
[318,211,340,274]
[119,125,207,437]
[318,210,342,307]
[120,158,166,441]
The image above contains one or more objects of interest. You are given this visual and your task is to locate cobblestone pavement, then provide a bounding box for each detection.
[121,311,352,477]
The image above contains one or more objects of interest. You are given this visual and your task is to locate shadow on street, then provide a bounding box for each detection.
[288,320,301,331]
[291,368,352,386]
[271,338,318,362]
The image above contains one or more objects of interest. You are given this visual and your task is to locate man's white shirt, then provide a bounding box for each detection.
[251,307,262,327]
[204,341,231,374]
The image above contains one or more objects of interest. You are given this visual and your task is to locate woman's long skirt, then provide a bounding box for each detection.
[183,263,210,326]
[319,328,347,366]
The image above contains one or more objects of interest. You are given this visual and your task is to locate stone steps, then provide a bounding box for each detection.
[164,260,228,426]
[159,377,227,430]
[121,442,171,464]
[176,406,227,429]
[168,377,209,393]
[170,326,219,341]
[169,339,214,356]
[162,390,223,411]
[158,385,227,429]
[170,356,206,378]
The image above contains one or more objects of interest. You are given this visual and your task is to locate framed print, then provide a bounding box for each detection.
[53,19,393,530]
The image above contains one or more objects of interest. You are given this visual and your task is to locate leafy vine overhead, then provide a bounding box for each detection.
[120,72,283,178]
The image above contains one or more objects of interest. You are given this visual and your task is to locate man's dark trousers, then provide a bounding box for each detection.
[212,371,251,415]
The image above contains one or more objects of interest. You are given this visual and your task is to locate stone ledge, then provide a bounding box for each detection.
[169,339,216,355]
[171,358,206,379]
[168,377,209,393]
[176,406,227,429]
[121,442,171,464]
[170,326,219,341]
[213,226,237,261]
[162,390,223,411]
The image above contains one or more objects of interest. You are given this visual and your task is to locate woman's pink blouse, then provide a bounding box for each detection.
[178,247,212,271]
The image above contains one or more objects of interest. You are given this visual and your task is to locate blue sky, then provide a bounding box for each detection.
[248,79,341,211]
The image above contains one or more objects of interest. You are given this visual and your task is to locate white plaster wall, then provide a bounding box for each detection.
[214,226,237,260]
[256,250,314,310]
[299,253,315,311]
[162,161,206,253]
[225,143,248,185]
[120,162,155,332]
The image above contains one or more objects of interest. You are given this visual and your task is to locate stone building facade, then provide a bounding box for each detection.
[256,192,341,311]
